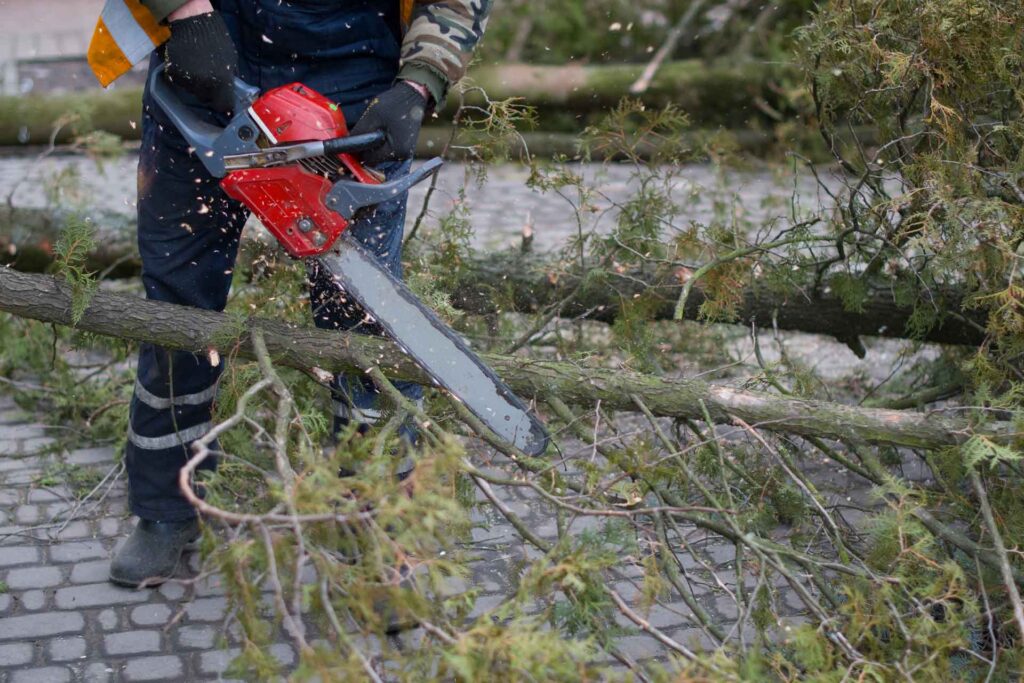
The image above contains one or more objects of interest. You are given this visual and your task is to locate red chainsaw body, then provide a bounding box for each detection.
[220,83,379,259]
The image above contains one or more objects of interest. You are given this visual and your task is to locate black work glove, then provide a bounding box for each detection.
[349,81,429,166]
[164,12,238,114]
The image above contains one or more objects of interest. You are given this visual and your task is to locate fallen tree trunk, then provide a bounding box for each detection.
[0,267,1008,450]
[446,253,989,348]
[0,60,796,146]
[0,217,988,347]
[0,207,139,278]
[460,60,797,129]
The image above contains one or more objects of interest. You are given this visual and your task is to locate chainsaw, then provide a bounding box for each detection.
[148,65,549,457]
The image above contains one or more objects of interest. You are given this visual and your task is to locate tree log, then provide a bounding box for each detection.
[0,60,796,146]
[445,252,989,348]
[0,267,1008,450]
[0,217,988,348]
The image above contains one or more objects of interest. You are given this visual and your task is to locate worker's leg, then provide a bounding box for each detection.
[111,66,248,587]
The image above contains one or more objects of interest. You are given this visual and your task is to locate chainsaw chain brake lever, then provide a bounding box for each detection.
[148,63,262,178]
[325,157,444,220]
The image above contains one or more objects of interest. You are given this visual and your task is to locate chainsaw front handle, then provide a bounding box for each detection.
[326,157,443,220]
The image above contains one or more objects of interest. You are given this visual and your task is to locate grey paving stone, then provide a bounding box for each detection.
[0,456,45,473]
[198,648,240,675]
[104,630,161,655]
[0,593,11,614]
[469,592,506,619]
[53,520,91,540]
[0,548,39,569]
[96,518,123,537]
[0,612,83,640]
[645,603,691,630]
[14,505,40,524]
[614,635,664,660]
[10,666,72,683]
[96,609,119,631]
[83,663,114,683]
[54,583,148,609]
[69,560,110,584]
[22,438,57,454]
[4,469,43,485]
[193,574,225,597]
[26,489,63,503]
[66,447,117,466]
[129,604,171,627]
[0,424,46,440]
[0,411,32,426]
[19,589,47,611]
[176,625,216,649]
[48,636,87,662]
[5,566,62,589]
[49,541,107,563]
[0,489,19,506]
[183,597,227,622]
[712,594,740,621]
[121,655,183,681]
[0,642,34,666]
[157,581,185,601]
[45,502,73,518]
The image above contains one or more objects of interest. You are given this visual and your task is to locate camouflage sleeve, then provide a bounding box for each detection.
[397,0,493,105]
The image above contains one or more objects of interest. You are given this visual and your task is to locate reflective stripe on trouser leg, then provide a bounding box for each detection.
[134,378,219,411]
[128,420,213,451]
[126,363,221,522]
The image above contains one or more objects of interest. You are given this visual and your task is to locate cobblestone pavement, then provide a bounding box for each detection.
[0,325,920,682]
[0,388,747,682]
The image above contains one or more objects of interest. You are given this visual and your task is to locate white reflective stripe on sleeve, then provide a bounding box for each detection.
[333,401,382,424]
[127,421,213,451]
[134,379,219,411]
[100,0,159,65]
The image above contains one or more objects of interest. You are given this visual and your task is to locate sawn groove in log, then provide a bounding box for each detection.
[0,268,1010,450]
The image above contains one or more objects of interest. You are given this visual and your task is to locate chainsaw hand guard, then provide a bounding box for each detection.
[148,63,261,178]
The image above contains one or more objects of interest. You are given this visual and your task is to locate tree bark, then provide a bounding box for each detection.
[0,268,1007,450]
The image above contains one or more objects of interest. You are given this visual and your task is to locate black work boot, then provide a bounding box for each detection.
[108,518,200,588]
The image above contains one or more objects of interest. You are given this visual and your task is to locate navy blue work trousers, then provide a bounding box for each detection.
[127,0,421,522]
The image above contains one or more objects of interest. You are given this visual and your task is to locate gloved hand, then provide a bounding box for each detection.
[163,12,238,114]
[349,81,429,166]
